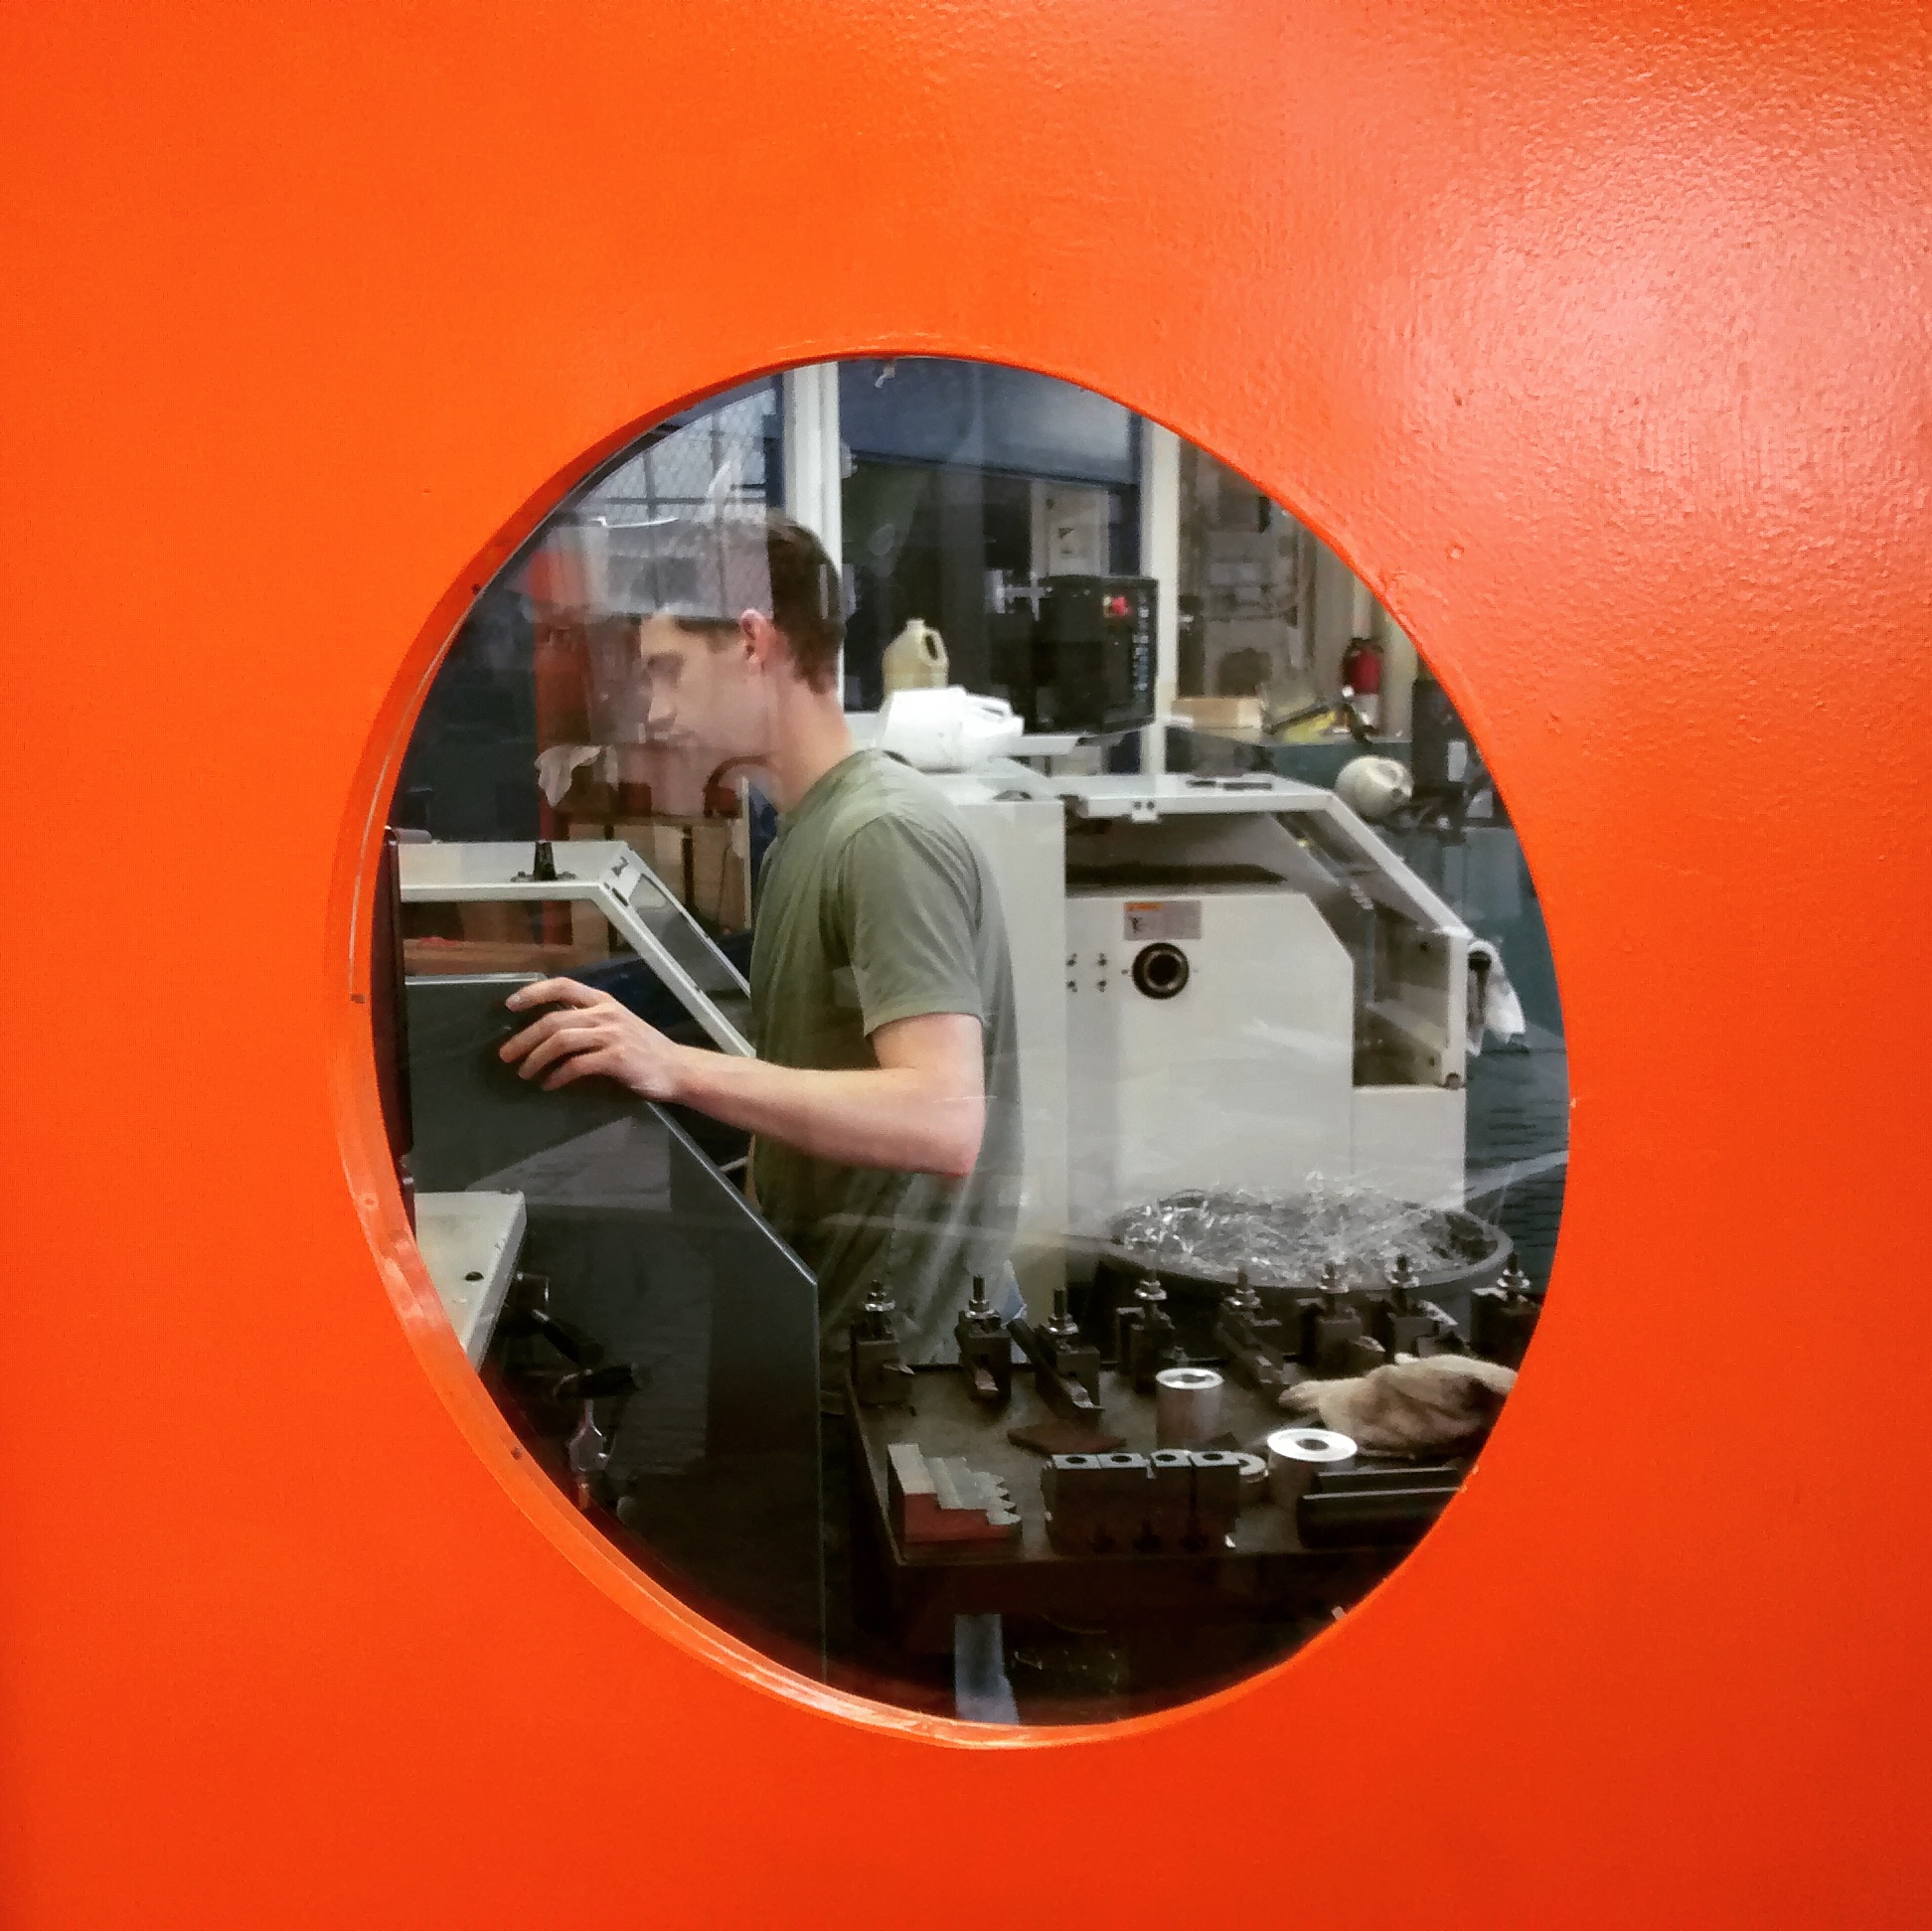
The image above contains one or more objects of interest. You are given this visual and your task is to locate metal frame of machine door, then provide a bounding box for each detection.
[397,839,755,1057]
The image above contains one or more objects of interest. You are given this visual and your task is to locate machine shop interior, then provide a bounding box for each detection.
[386,358,1566,1721]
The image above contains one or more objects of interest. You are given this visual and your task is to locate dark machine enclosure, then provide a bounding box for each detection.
[403,972,825,1661]
[991,573,1157,735]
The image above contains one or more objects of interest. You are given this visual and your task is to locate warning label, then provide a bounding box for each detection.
[1122,900,1202,942]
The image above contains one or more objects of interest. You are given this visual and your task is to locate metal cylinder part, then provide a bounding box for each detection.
[1154,1366,1224,1447]
[1265,1426,1358,1508]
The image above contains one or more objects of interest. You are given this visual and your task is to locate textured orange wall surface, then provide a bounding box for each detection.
[2,3,1928,1924]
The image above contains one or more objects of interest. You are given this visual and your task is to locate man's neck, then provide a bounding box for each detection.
[759,689,857,812]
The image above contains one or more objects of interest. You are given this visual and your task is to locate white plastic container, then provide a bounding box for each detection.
[882,618,949,694]
[876,686,1022,772]
[1335,753,1413,823]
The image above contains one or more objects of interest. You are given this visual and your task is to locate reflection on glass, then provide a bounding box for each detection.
[381,359,1568,1723]
[839,360,1141,712]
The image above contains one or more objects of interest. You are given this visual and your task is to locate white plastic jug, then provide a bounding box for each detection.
[882,618,949,694]
[1335,753,1413,823]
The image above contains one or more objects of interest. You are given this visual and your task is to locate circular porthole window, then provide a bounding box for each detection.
[375,359,1568,1722]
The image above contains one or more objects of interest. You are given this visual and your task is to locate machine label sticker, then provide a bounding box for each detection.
[1123,900,1202,941]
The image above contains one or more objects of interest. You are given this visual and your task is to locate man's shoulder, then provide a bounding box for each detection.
[819,753,974,852]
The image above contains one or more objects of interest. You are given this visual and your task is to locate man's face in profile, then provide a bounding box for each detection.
[635,612,771,764]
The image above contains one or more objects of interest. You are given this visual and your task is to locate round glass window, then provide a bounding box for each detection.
[376,359,1567,1722]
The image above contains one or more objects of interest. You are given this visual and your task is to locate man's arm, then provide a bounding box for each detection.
[500,980,987,1179]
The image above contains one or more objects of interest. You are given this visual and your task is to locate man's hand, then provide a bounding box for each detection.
[499,979,689,1101]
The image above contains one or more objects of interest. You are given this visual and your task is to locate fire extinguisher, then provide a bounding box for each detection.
[1340,634,1383,732]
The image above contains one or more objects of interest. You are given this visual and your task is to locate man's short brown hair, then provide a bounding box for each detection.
[672,510,844,695]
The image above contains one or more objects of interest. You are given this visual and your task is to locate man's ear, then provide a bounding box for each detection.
[739,609,783,671]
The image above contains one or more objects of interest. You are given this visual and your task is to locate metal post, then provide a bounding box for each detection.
[782,363,846,701]
[1138,420,1181,774]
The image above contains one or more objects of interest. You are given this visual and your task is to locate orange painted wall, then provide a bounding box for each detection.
[2,3,1927,1924]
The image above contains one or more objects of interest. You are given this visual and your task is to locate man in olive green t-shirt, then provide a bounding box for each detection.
[749,744,1020,1364]
[500,511,1021,1368]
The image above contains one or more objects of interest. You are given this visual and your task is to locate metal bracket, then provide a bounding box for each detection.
[399,839,754,1057]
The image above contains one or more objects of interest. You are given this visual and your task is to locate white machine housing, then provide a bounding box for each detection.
[930,765,1471,1307]
[1065,885,1355,1230]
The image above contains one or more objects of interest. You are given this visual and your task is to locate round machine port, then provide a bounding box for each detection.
[1131,942,1191,1000]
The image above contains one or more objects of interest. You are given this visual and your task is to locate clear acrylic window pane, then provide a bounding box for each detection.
[380,358,1566,1721]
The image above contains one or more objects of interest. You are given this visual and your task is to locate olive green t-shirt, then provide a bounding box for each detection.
[748,748,1022,1368]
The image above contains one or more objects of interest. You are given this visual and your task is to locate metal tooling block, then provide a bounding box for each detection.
[1369,1260,1462,1360]
[1189,1450,1245,1544]
[1302,1299,1387,1376]
[1470,1283,1540,1368]
[1213,1300,1289,1390]
[1147,1449,1197,1545]
[853,1335,914,1404]
[887,1442,1021,1545]
[1274,1292,1326,1351]
[1297,1461,1462,1548]
[1115,1306,1182,1391]
[1042,1451,1152,1553]
[954,1291,1014,1405]
[1044,1447,1250,1554]
[1113,1273,1183,1392]
[1010,1315,1104,1420]
[1370,1297,1443,1359]
[852,1282,914,1404]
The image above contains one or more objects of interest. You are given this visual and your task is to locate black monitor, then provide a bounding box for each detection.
[991,573,1158,735]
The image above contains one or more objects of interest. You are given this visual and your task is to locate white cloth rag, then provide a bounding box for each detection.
[535,742,611,809]
[1467,939,1527,1053]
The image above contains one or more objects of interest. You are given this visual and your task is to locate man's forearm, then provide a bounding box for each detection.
[670,1048,984,1179]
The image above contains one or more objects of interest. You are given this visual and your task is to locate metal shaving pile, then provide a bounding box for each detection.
[1109,1185,1480,1292]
